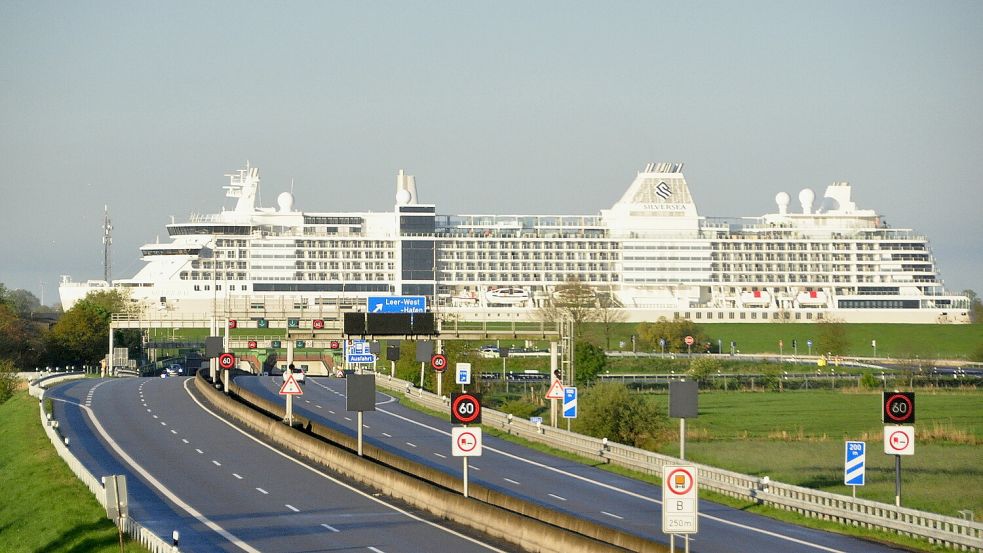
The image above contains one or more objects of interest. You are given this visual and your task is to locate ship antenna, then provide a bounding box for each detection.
[102,205,113,283]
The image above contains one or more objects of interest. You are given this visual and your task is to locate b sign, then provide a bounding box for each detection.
[662,465,698,534]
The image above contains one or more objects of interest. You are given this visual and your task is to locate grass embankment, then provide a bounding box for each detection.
[582,322,983,359]
[0,391,149,553]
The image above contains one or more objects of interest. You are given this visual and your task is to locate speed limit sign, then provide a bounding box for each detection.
[882,392,915,424]
[218,353,235,370]
[431,354,448,372]
[450,392,482,425]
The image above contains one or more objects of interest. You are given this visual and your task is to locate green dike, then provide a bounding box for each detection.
[385,388,951,552]
[0,391,150,553]
[581,322,983,359]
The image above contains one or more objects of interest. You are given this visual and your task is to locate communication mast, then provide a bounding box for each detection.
[103,205,112,283]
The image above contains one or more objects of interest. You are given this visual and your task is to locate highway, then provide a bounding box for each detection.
[236,374,910,553]
[45,377,513,553]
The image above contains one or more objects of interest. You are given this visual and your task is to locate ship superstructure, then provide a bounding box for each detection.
[59,162,970,323]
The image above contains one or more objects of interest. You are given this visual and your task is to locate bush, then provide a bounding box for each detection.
[497,399,542,419]
[0,359,17,404]
[860,372,879,389]
[574,382,668,449]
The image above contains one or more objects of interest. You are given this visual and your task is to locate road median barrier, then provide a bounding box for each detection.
[194,371,666,553]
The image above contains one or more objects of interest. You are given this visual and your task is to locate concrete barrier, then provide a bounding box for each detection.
[195,372,666,553]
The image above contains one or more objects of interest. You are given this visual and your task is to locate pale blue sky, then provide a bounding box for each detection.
[1,1,981,303]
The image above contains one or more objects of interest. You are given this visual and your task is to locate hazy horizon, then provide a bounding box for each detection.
[2,2,980,304]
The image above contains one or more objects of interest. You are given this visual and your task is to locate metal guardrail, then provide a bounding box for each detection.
[31,382,178,552]
[374,375,983,551]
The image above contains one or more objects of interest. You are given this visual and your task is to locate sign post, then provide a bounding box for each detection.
[662,464,698,552]
[884,425,914,507]
[669,381,698,460]
[431,354,447,396]
[684,335,694,355]
[346,374,376,457]
[562,387,577,431]
[844,441,866,498]
[278,372,303,426]
[545,379,564,428]
[451,427,482,497]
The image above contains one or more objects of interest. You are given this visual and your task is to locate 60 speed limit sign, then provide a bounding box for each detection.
[450,392,482,425]
[882,392,915,424]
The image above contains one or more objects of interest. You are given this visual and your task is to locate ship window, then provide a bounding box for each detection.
[194,285,200,291]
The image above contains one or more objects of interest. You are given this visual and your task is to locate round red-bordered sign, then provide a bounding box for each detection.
[431,354,447,372]
[665,467,695,495]
[451,393,481,424]
[684,335,695,346]
[884,393,914,423]
[312,319,325,330]
[456,430,478,452]
[887,430,910,452]
[218,353,235,370]
[228,319,237,329]
[247,340,257,349]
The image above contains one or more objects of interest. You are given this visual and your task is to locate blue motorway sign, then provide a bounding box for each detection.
[367,296,427,314]
[844,441,865,486]
[562,387,578,419]
[346,339,377,364]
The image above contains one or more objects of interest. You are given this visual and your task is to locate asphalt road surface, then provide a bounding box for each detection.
[236,374,910,553]
[46,377,514,552]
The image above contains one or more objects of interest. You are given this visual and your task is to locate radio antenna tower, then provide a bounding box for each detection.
[102,205,113,283]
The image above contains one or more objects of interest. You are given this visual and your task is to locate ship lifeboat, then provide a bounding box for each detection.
[796,290,828,306]
[485,287,530,305]
[451,290,480,305]
[740,290,772,306]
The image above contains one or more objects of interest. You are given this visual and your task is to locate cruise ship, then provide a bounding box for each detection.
[59,162,971,324]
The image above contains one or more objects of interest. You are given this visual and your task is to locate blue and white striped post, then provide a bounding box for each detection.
[845,441,866,498]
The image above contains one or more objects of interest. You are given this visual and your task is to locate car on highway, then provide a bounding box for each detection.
[166,364,182,376]
[478,345,500,358]
[283,364,305,384]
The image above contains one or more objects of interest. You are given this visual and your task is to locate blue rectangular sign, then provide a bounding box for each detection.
[346,339,377,364]
[562,387,577,418]
[844,441,865,486]
[367,296,427,314]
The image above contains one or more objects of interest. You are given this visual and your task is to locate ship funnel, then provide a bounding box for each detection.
[395,169,417,205]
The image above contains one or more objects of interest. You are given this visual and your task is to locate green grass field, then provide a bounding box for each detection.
[0,391,149,553]
[644,389,983,516]
[584,322,983,359]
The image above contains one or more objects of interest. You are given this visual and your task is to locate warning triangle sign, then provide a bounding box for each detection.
[279,373,304,395]
[545,379,565,400]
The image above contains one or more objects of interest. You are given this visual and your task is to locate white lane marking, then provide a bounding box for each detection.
[52,396,262,553]
[434,453,447,459]
[286,504,300,512]
[181,439,189,444]
[212,460,222,467]
[170,430,177,435]
[195,448,204,454]
[146,409,151,412]
[368,548,385,553]
[152,415,159,419]
[328,410,335,414]
[374,404,848,552]
[468,464,479,470]
[548,494,567,501]
[504,478,520,485]
[321,523,340,532]
[233,473,243,480]
[257,488,269,495]
[344,416,352,421]
[602,511,624,520]
[405,442,417,448]
[160,422,167,426]
[184,380,507,552]
[382,432,392,438]
[364,425,371,429]
[315,405,322,409]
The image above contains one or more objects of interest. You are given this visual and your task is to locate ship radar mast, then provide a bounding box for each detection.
[223,162,260,213]
[102,205,112,283]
